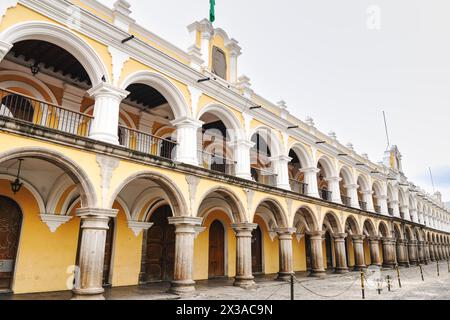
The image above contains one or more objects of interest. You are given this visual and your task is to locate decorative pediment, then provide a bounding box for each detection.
[128,221,153,237]
[40,214,73,233]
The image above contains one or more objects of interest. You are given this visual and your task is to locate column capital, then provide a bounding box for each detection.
[308,231,325,240]
[300,167,321,174]
[76,208,118,218]
[232,223,258,234]
[274,227,296,237]
[332,233,348,240]
[87,82,129,99]
[325,176,342,183]
[382,237,396,244]
[170,116,204,129]
[168,216,203,227]
[375,195,388,200]
[230,139,255,149]
[270,155,292,163]
[368,236,381,242]
[361,190,374,196]
[344,184,359,190]
[351,234,365,241]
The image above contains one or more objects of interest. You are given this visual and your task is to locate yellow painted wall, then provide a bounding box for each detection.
[254,215,279,275]
[292,237,307,272]
[347,239,355,267]
[0,180,81,294]
[110,201,143,287]
[193,210,236,280]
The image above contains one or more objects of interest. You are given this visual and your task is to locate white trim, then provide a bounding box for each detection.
[40,214,73,232]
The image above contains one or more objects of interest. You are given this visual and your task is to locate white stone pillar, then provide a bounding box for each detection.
[232,223,257,288]
[171,117,204,166]
[389,200,401,217]
[72,208,118,300]
[345,184,360,208]
[361,190,375,212]
[0,40,13,61]
[231,139,254,180]
[271,155,292,191]
[400,205,410,221]
[375,195,389,215]
[225,40,241,84]
[326,176,342,204]
[87,83,129,145]
[168,216,203,295]
[409,209,418,223]
[300,167,320,198]
[201,28,213,67]
[275,228,296,281]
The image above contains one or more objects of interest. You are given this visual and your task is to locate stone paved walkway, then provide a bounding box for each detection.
[2,263,450,300]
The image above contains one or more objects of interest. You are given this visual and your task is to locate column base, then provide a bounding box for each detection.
[398,262,410,267]
[169,280,196,295]
[276,272,295,281]
[71,288,105,300]
[370,263,382,268]
[334,267,349,274]
[382,263,396,269]
[233,277,256,289]
[309,270,327,278]
[353,265,367,271]
[410,260,420,266]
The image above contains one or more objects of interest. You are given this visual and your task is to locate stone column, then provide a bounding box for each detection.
[231,139,254,180]
[72,208,118,300]
[232,223,257,288]
[326,177,342,204]
[369,237,382,267]
[271,155,292,191]
[424,242,430,264]
[437,243,443,261]
[408,240,419,266]
[300,167,320,198]
[429,242,436,262]
[309,231,326,277]
[361,190,375,212]
[397,239,410,267]
[168,217,203,294]
[171,117,204,166]
[87,83,129,145]
[352,235,366,271]
[275,228,296,280]
[138,229,149,284]
[389,200,400,218]
[434,243,441,261]
[375,195,389,215]
[418,241,426,264]
[381,238,397,268]
[345,184,360,209]
[333,233,349,274]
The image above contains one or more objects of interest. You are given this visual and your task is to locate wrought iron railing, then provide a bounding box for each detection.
[289,179,308,195]
[359,201,368,211]
[251,167,277,187]
[341,195,352,207]
[320,189,332,201]
[374,205,381,214]
[198,150,236,175]
[388,208,394,216]
[119,125,177,160]
[0,87,93,137]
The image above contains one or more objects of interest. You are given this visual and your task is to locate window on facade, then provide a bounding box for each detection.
[212,46,227,80]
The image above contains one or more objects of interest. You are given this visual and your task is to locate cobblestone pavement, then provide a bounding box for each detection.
[3,263,450,300]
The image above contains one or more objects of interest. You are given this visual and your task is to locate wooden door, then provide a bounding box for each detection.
[208,220,225,278]
[251,225,263,274]
[146,206,175,282]
[0,196,22,291]
[325,232,333,269]
[102,219,114,286]
[305,234,312,272]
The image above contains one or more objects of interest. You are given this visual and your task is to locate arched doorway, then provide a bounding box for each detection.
[208,220,225,278]
[102,219,115,287]
[146,205,175,282]
[0,196,22,292]
[325,231,334,269]
[251,225,263,274]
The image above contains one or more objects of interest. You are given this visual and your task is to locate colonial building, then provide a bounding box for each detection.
[0,0,449,299]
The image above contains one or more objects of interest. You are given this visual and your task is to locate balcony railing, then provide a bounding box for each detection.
[0,87,93,137]
[251,167,277,187]
[320,189,332,201]
[289,179,308,195]
[119,125,177,160]
[198,150,236,175]
[374,205,381,214]
[359,201,367,211]
[341,195,352,207]
[388,208,394,216]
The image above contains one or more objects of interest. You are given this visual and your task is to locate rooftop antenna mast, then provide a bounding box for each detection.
[383,111,391,151]
[429,167,436,194]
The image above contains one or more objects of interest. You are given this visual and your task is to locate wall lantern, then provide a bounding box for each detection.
[10,159,24,195]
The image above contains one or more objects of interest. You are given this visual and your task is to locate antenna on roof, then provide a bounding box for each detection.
[382,111,391,151]
[429,167,436,194]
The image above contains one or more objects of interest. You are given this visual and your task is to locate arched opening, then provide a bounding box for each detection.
[357,176,369,211]
[324,231,334,269]
[0,196,22,292]
[288,146,310,195]
[372,182,383,214]
[146,205,175,282]
[363,220,376,265]
[387,184,395,216]
[293,207,318,273]
[250,129,277,186]
[344,216,360,269]
[339,167,353,206]
[208,220,226,279]
[317,158,333,201]
[1,39,94,136]
[198,111,235,175]
[322,212,340,271]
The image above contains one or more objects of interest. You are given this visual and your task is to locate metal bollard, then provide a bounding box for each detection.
[360,270,365,300]
[419,265,424,282]
[396,265,402,288]
[437,261,440,277]
[447,259,449,273]
[290,274,294,301]
[386,275,391,292]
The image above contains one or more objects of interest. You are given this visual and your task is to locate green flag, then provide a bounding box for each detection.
[210,0,216,23]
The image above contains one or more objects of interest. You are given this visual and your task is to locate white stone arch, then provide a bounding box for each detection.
[253,197,289,228]
[46,174,77,214]
[0,147,97,208]
[120,70,190,119]
[339,165,354,185]
[321,210,343,233]
[131,186,173,221]
[197,103,244,142]
[316,155,337,178]
[0,21,110,86]
[248,125,283,157]
[356,174,370,192]
[0,173,45,213]
[288,142,314,168]
[344,214,362,235]
[292,205,319,233]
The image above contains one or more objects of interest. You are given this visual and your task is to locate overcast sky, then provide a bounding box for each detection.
[99,0,450,202]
